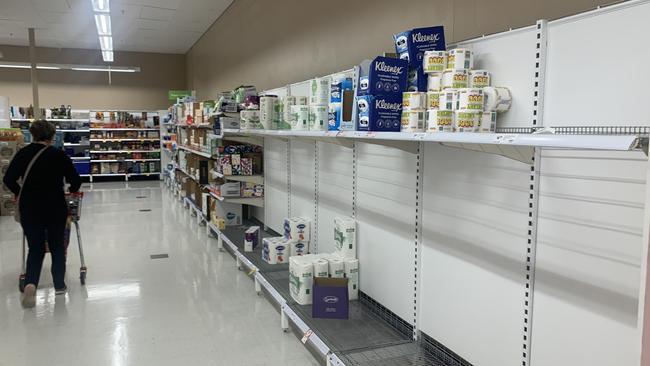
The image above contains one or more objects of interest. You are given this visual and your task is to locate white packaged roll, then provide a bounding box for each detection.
[296,96,308,105]
[401,110,426,132]
[438,89,458,111]
[314,259,329,277]
[483,87,512,112]
[480,111,497,133]
[427,73,442,92]
[469,70,491,88]
[455,109,480,132]
[442,70,468,89]
[457,88,484,110]
[447,48,474,70]
[284,217,311,242]
[283,96,297,124]
[328,257,345,278]
[289,256,314,305]
[262,237,288,265]
[402,92,427,110]
[240,110,261,130]
[310,77,330,105]
[334,217,356,259]
[290,105,310,130]
[344,258,359,300]
[426,91,440,109]
[427,109,454,132]
[290,241,310,256]
[309,105,328,131]
[422,50,447,73]
[259,96,278,130]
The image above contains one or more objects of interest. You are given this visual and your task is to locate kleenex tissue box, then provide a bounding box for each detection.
[356,94,402,132]
[358,56,408,96]
[393,26,446,65]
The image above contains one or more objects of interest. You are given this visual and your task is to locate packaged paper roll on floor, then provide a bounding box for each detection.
[483,87,512,112]
[284,217,311,242]
[427,109,454,132]
[328,257,345,278]
[344,258,359,300]
[314,259,329,277]
[289,256,314,305]
[334,217,356,259]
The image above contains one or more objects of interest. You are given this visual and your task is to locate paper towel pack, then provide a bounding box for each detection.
[284,217,311,243]
[328,257,345,278]
[289,256,314,305]
[314,259,329,278]
[334,217,356,259]
[344,258,359,300]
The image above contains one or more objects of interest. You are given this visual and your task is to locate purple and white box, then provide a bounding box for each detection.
[393,26,446,65]
[356,94,402,132]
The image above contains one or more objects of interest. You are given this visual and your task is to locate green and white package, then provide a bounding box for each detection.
[334,217,356,259]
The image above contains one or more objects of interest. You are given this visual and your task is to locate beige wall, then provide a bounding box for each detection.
[186,0,615,99]
[0,45,186,110]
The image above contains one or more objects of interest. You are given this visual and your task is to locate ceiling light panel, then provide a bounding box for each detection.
[95,14,112,36]
[99,36,113,51]
[102,51,114,62]
[91,0,110,13]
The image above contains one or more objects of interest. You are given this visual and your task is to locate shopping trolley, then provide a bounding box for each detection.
[19,192,87,292]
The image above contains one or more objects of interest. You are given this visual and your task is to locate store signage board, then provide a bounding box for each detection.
[168,90,192,101]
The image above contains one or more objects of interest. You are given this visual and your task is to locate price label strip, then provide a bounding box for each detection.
[301,329,314,344]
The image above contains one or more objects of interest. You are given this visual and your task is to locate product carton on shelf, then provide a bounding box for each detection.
[334,217,356,259]
[262,237,288,265]
[289,255,315,305]
[214,201,242,226]
[312,277,349,319]
[220,182,241,197]
[244,226,260,252]
[357,56,409,97]
[283,217,310,243]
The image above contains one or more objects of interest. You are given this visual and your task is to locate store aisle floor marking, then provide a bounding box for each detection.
[150,254,169,259]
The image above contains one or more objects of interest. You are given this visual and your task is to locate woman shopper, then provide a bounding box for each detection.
[2,120,81,308]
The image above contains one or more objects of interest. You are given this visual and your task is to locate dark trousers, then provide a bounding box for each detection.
[21,214,67,289]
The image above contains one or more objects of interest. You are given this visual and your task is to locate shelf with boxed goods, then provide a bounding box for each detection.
[0,129,24,216]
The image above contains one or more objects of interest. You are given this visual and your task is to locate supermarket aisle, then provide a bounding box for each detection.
[0,181,318,366]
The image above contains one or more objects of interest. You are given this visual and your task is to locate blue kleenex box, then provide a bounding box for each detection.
[312,277,349,319]
[393,26,446,65]
[356,94,402,132]
[358,56,408,96]
[407,66,427,92]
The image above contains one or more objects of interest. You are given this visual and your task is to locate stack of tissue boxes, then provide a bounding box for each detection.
[288,217,359,305]
[393,26,446,92]
[356,56,408,132]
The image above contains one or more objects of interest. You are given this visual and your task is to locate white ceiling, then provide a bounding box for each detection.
[0,0,233,54]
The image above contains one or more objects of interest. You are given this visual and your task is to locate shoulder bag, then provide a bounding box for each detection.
[14,146,48,223]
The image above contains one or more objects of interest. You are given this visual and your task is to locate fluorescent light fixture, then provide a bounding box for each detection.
[99,36,113,51]
[0,61,139,73]
[102,50,114,62]
[94,14,111,36]
[91,0,110,12]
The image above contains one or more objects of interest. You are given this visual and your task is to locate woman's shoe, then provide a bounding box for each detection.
[21,284,36,308]
[55,286,67,295]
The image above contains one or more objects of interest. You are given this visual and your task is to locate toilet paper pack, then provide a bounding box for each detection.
[344,258,359,300]
[289,256,314,305]
[356,94,402,132]
[244,226,259,252]
[262,237,288,265]
[310,77,330,106]
[284,217,311,242]
[334,217,356,259]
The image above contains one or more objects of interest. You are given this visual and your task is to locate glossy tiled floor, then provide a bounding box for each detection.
[0,181,320,366]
